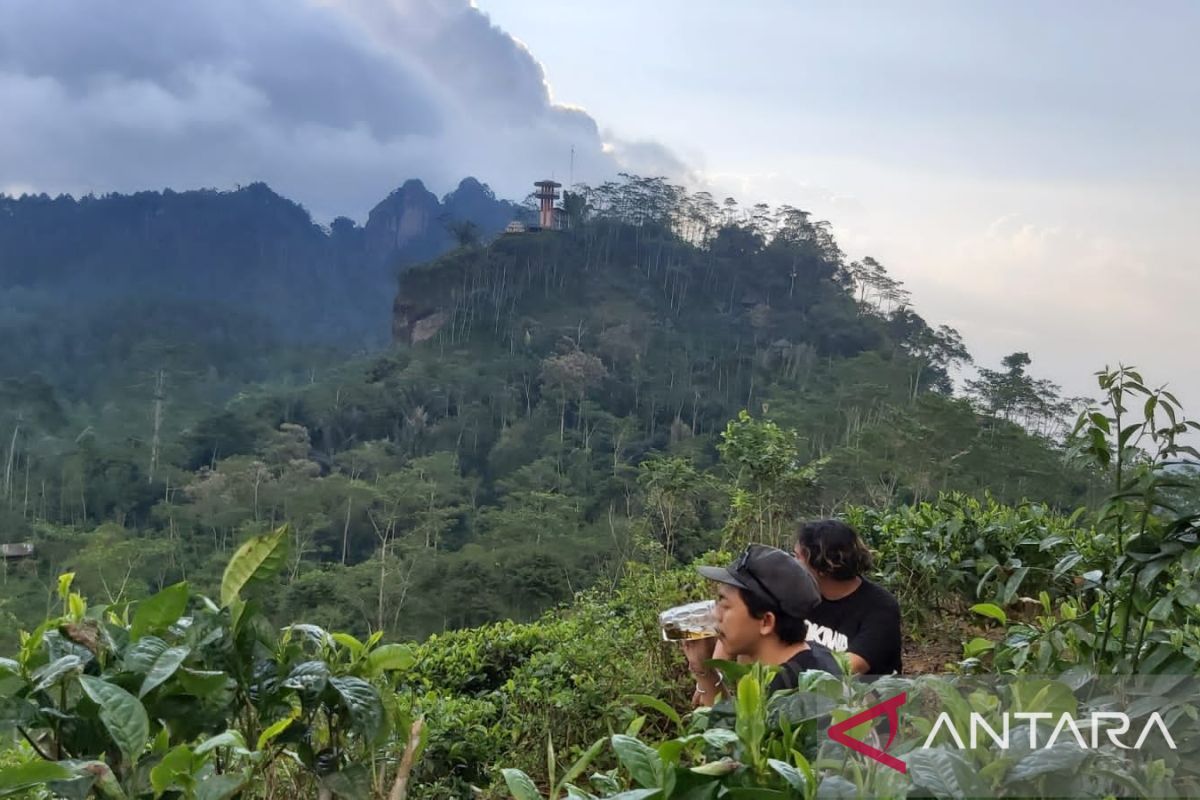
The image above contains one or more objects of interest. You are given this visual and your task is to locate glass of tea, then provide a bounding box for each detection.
[659,600,717,641]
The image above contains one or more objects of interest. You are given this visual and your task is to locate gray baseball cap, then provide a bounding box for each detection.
[698,543,822,618]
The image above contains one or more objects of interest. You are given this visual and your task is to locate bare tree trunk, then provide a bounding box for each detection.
[4,423,19,505]
[148,370,165,484]
[341,496,352,565]
[387,718,425,800]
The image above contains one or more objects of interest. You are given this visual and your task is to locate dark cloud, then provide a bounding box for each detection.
[0,0,682,220]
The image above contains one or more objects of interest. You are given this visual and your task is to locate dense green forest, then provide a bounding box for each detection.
[0,174,1107,646]
[1,174,1197,798]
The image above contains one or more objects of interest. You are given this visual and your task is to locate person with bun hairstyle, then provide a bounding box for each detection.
[794,519,902,676]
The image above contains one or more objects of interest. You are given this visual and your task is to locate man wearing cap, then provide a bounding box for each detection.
[685,544,840,705]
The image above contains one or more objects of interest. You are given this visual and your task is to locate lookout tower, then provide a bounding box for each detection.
[534,179,561,230]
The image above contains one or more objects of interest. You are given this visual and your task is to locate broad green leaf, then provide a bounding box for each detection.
[1005,743,1088,783]
[501,768,544,800]
[57,573,75,600]
[610,734,662,789]
[282,660,331,695]
[599,791,660,800]
[194,773,245,800]
[1148,595,1175,622]
[139,646,190,698]
[176,668,230,698]
[690,759,738,776]
[0,761,77,794]
[331,632,364,657]
[283,623,331,648]
[963,637,996,658]
[320,765,372,800]
[656,734,701,767]
[130,582,189,640]
[970,603,1008,625]
[220,525,289,608]
[735,671,765,756]
[257,707,301,750]
[905,748,987,798]
[330,676,383,740]
[31,655,83,692]
[813,776,858,799]
[365,643,415,675]
[124,636,169,674]
[699,728,740,749]
[150,745,194,795]
[0,657,18,676]
[194,730,248,756]
[79,675,150,763]
[625,694,681,729]
[767,759,808,794]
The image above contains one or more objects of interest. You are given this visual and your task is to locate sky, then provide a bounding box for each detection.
[1,0,1196,411]
[474,0,1200,411]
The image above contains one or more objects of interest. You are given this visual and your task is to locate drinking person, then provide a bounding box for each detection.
[683,543,840,705]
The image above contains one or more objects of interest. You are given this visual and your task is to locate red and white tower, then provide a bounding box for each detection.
[534,179,561,229]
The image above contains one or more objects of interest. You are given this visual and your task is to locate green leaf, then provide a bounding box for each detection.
[282,660,331,695]
[0,761,77,795]
[700,728,740,749]
[0,657,18,676]
[963,637,996,658]
[329,676,383,740]
[1148,595,1175,622]
[175,668,230,698]
[970,602,1008,625]
[194,773,245,800]
[139,646,190,698]
[610,734,663,788]
[31,655,83,692]
[124,636,169,675]
[219,525,289,608]
[194,730,248,757]
[768,762,808,798]
[1005,743,1088,783]
[558,737,606,793]
[734,670,766,756]
[906,748,987,797]
[257,708,301,751]
[624,694,681,729]
[320,765,372,800]
[813,776,858,799]
[600,791,660,800]
[150,745,194,795]
[57,573,75,601]
[365,643,415,675]
[502,768,545,800]
[331,632,364,657]
[690,759,739,777]
[721,790,787,800]
[130,582,189,640]
[79,675,150,764]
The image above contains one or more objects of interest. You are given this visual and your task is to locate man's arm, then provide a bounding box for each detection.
[845,598,902,675]
[846,652,871,675]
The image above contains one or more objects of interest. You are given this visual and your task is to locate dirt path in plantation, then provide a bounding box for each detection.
[903,614,989,674]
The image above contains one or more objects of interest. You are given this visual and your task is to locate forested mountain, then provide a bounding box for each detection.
[0,177,518,376]
[0,175,1104,649]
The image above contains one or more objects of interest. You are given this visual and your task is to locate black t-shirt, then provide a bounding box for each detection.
[768,643,842,692]
[805,578,902,676]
